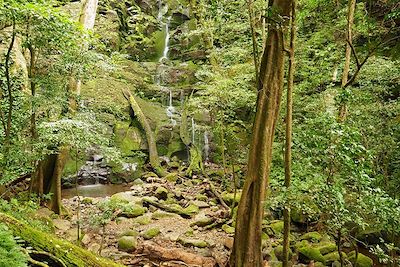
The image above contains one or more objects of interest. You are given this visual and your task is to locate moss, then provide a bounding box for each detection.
[348,251,373,267]
[155,186,169,200]
[120,229,139,237]
[269,220,285,236]
[222,191,242,205]
[165,172,178,182]
[118,236,138,252]
[324,251,347,264]
[182,203,199,215]
[274,245,293,261]
[195,194,208,201]
[298,245,326,264]
[300,231,322,242]
[222,224,235,234]
[316,241,337,255]
[120,204,146,218]
[0,213,123,267]
[63,154,85,176]
[142,227,161,240]
[114,122,144,156]
[133,214,152,225]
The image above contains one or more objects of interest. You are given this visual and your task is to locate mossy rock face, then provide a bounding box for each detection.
[114,122,146,156]
[274,245,293,261]
[316,241,337,255]
[142,227,161,240]
[118,236,138,252]
[298,245,326,264]
[177,237,208,248]
[348,251,373,267]
[324,251,347,265]
[300,231,322,243]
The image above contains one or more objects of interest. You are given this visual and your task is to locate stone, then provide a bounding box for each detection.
[182,203,199,215]
[120,204,146,218]
[53,219,72,231]
[133,214,152,225]
[324,251,347,265]
[348,251,373,267]
[82,234,91,245]
[300,231,322,243]
[120,229,139,237]
[88,243,101,253]
[177,237,208,248]
[222,224,235,234]
[223,237,234,249]
[269,221,284,236]
[111,192,142,204]
[298,244,326,265]
[133,178,144,185]
[142,227,161,239]
[155,186,169,200]
[221,191,242,205]
[118,236,138,252]
[316,241,337,255]
[195,194,208,201]
[82,198,93,204]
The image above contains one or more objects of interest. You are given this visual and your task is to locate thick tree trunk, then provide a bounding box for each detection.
[338,0,356,122]
[228,1,292,266]
[0,213,123,267]
[283,1,297,266]
[123,90,165,176]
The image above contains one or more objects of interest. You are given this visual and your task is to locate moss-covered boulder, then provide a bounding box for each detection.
[118,236,138,252]
[222,191,242,205]
[165,172,178,182]
[133,214,152,225]
[114,122,146,156]
[300,231,322,243]
[191,215,215,227]
[222,224,235,234]
[120,204,146,218]
[316,241,337,255]
[348,251,373,267]
[182,203,199,215]
[269,221,284,236]
[119,229,139,237]
[298,244,326,264]
[142,227,161,240]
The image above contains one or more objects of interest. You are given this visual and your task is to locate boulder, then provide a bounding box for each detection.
[155,186,169,200]
[120,204,146,218]
[178,237,208,248]
[298,244,325,265]
[142,227,161,240]
[348,251,373,267]
[274,245,293,262]
[300,231,322,243]
[118,236,138,252]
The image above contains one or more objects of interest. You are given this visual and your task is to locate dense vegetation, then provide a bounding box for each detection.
[0,0,399,266]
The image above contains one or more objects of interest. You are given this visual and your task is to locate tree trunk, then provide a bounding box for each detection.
[283,1,297,266]
[123,90,165,176]
[228,1,292,266]
[338,0,356,122]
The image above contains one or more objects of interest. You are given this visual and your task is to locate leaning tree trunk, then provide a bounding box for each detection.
[338,0,356,122]
[123,90,165,176]
[228,0,292,266]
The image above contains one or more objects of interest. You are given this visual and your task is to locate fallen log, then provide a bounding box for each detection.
[137,241,217,267]
[0,213,124,267]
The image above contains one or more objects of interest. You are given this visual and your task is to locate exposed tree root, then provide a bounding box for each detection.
[137,241,217,267]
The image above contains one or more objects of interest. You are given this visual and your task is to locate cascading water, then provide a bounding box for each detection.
[157,0,176,127]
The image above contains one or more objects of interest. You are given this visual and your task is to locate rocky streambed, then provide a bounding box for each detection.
[42,171,378,267]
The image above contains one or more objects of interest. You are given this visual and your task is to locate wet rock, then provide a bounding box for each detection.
[118,236,138,252]
[142,227,161,240]
[177,237,208,248]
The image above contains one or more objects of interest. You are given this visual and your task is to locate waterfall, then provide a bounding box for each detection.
[204,131,210,161]
[166,89,177,127]
[158,0,171,63]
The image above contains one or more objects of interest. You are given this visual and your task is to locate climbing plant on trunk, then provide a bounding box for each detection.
[228,0,293,266]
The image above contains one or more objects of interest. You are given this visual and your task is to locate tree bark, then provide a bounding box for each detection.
[283,1,297,266]
[123,90,165,176]
[228,1,292,266]
[338,0,356,122]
